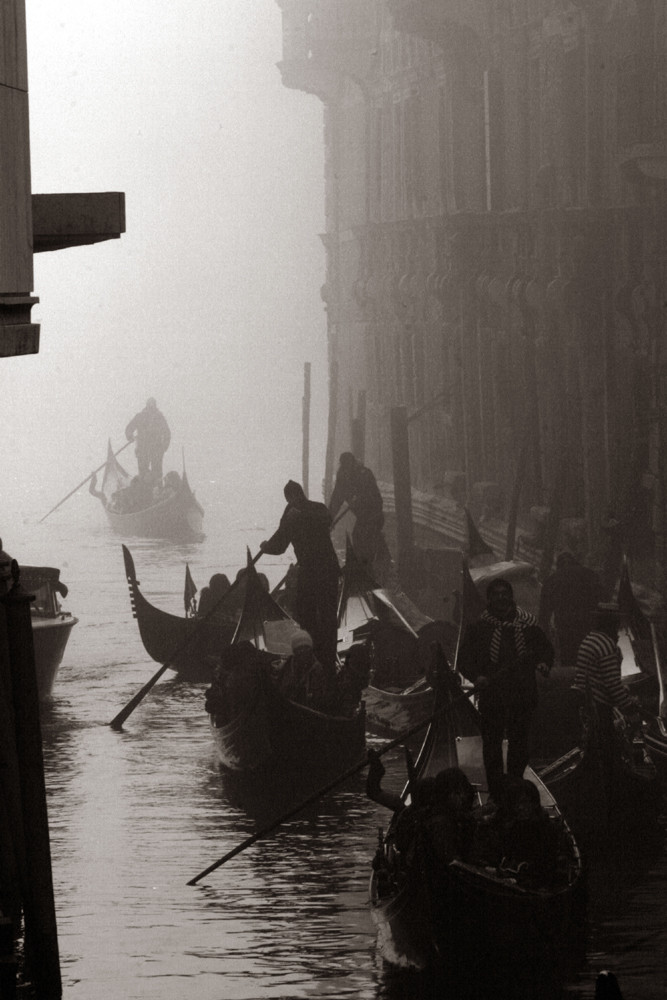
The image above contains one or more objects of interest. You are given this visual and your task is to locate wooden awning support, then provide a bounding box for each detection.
[32,192,125,252]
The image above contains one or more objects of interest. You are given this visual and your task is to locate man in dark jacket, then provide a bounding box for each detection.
[261,480,340,670]
[538,551,604,666]
[328,452,390,577]
[125,398,171,481]
[458,578,554,802]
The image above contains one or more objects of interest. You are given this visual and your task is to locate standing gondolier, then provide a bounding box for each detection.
[572,604,643,798]
[125,398,171,482]
[328,452,391,580]
[457,578,554,803]
[260,480,340,672]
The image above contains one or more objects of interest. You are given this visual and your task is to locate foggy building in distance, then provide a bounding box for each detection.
[278,0,667,596]
[0,0,125,360]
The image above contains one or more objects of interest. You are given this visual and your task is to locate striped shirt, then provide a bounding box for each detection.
[572,630,635,711]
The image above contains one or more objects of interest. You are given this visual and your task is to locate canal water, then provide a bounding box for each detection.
[6,483,667,999]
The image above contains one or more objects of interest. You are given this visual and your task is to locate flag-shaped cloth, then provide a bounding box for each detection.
[184,563,197,616]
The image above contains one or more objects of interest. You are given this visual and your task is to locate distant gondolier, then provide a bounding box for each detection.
[260,480,340,671]
[329,452,390,579]
[125,398,171,482]
[538,552,604,666]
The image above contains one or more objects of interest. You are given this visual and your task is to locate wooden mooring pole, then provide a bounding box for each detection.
[390,405,414,575]
[302,362,311,497]
[1,564,62,998]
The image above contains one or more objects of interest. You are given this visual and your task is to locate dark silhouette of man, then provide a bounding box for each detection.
[125,398,171,481]
[260,480,340,671]
[538,552,604,666]
[458,578,554,802]
[328,452,390,577]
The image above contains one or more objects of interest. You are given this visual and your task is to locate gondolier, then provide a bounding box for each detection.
[328,452,391,580]
[572,604,642,786]
[260,480,340,671]
[125,398,171,482]
[457,577,554,803]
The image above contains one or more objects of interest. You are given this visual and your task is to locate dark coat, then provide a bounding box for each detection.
[329,463,384,525]
[125,407,171,454]
[458,613,554,706]
[262,499,339,581]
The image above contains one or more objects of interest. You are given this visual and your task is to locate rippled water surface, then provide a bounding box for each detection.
[9,495,667,999]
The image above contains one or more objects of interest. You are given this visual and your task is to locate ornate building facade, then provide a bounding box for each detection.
[278,0,667,594]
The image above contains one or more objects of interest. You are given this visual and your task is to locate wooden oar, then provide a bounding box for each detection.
[186,678,481,885]
[108,549,263,731]
[39,439,135,523]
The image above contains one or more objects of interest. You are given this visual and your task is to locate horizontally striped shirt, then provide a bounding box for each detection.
[572,630,635,711]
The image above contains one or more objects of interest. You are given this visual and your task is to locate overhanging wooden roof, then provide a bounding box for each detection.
[32,192,125,252]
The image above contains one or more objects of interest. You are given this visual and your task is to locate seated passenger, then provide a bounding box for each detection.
[337,642,370,715]
[475,776,563,884]
[198,573,231,618]
[423,767,477,866]
[278,630,335,712]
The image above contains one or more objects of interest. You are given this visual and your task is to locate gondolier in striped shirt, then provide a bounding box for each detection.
[572,603,642,744]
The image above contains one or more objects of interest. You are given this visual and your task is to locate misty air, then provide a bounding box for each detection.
[1,3,666,999]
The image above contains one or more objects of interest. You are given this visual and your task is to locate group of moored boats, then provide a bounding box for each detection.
[30,441,667,988]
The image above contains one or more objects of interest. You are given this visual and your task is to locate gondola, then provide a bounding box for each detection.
[122,544,236,682]
[538,699,661,852]
[338,538,448,738]
[92,440,204,542]
[369,666,583,979]
[205,558,366,780]
[23,565,78,701]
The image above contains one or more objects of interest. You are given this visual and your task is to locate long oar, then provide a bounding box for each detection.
[109,549,263,731]
[40,439,134,523]
[186,678,481,885]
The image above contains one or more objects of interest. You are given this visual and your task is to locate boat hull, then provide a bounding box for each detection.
[32,615,78,701]
[209,674,366,780]
[123,545,233,681]
[369,669,583,981]
[364,683,434,738]
[103,487,204,542]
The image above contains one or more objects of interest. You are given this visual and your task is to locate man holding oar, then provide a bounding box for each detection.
[260,480,340,672]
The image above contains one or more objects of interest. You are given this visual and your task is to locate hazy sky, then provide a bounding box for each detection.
[4,1,328,526]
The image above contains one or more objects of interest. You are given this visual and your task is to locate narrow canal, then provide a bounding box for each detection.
[11,494,667,999]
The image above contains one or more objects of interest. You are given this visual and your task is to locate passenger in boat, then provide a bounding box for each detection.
[260,481,340,671]
[474,776,564,884]
[198,573,231,618]
[88,472,108,508]
[457,578,554,803]
[328,452,391,580]
[538,552,604,666]
[206,641,270,722]
[337,642,370,715]
[125,397,171,482]
[277,630,334,712]
[424,767,477,866]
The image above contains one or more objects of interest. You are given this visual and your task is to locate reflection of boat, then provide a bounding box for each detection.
[369,667,583,979]
[122,545,236,682]
[206,559,366,780]
[93,440,204,541]
[22,566,78,701]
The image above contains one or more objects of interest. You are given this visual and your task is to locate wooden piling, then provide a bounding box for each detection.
[390,405,414,572]
[351,389,366,463]
[302,361,311,498]
[1,565,62,998]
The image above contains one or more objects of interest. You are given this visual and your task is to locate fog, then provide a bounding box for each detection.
[2,1,328,534]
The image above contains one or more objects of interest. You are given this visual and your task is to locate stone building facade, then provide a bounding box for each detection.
[278,0,667,594]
